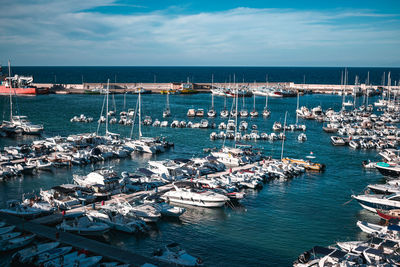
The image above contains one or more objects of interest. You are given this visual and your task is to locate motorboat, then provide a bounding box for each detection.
[367,183,400,195]
[73,168,122,192]
[0,232,21,242]
[0,234,36,252]
[330,136,346,146]
[86,209,146,233]
[12,241,60,264]
[162,184,228,208]
[207,108,216,118]
[0,225,16,235]
[211,147,246,167]
[297,133,307,142]
[42,251,87,267]
[195,109,205,117]
[351,192,400,212]
[272,122,282,131]
[153,243,203,266]
[187,109,196,117]
[375,162,400,178]
[0,200,44,218]
[377,209,400,221]
[28,246,73,265]
[57,216,110,236]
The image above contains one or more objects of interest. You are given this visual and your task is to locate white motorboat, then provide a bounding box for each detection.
[162,184,228,208]
[57,217,110,236]
[297,133,307,142]
[0,231,21,242]
[153,243,203,266]
[330,136,346,146]
[30,246,73,265]
[114,201,161,223]
[154,202,186,217]
[220,109,229,118]
[272,122,282,131]
[0,225,16,235]
[13,241,60,264]
[351,192,400,212]
[12,116,43,135]
[42,251,86,267]
[356,220,387,235]
[0,234,36,252]
[211,147,245,167]
[87,209,146,233]
[0,200,44,218]
[73,168,121,190]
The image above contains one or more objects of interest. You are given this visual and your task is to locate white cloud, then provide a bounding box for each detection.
[0,1,399,66]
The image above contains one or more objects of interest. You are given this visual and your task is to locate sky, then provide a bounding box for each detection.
[0,0,400,67]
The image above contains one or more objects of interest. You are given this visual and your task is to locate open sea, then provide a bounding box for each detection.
[0,88,388,266]
[6,66,400,85]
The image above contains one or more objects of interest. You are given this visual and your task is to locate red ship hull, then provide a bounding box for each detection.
[0,85,37,95]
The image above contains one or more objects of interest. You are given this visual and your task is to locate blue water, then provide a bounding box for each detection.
[5,66,400,85]
[0,93,385,266]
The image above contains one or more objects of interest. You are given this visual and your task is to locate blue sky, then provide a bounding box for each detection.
[1,0,399,66]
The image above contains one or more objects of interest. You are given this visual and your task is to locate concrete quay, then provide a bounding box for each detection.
[33,82,400,95]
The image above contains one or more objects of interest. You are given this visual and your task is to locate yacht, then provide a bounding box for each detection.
[352,192,400,212]
[211,147,245,167]
[11,116,43,135]
[162,184,228,208]
[73,168,122,192]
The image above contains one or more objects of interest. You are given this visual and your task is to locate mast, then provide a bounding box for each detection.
[138,88,142,139]
[166,91,170,112]
[281,111,288,160]
[105,79,109,135]
[296,90,299,124]
[211,74,214,109]
[234,75,238,148]
[123,91,126,111]
[8,60,12,122]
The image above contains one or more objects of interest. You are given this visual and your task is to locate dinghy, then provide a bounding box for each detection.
[0,225,16,235]
[0,231,21,242]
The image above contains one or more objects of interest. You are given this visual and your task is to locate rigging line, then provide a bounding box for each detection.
[96,91,107,135]
[222,90,237,148]
[129,94,139,139]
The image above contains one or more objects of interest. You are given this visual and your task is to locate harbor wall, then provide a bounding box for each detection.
[32,82,400,94]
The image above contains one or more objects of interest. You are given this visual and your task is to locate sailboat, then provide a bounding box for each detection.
[220,95,229,118]
[342,68,353,108]
[0,61,42,135]
[207,75,216,117]
[250,93,258,117]
[239,91,249,117]
[163,92,171,118]
[125,90,163,154]
[262,95,271,117]
[211,86,246,167]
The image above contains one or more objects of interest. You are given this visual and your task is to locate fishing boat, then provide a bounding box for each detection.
[57,217,110,236]
[163,184,228,208]
[153,243,203,266]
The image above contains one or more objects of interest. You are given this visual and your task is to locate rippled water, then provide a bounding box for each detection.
[0,93,385,266]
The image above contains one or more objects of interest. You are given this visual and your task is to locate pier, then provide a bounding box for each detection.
[2,213,173,266]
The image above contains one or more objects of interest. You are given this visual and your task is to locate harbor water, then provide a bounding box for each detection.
[0,92,386,266]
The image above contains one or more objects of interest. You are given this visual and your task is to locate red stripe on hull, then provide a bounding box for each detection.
[0,86,37,95]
